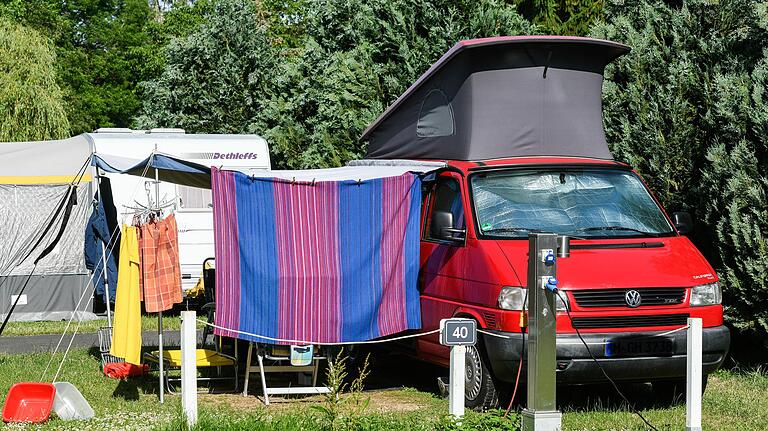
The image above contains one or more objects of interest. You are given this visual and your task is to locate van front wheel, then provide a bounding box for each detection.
[464,342,500,411]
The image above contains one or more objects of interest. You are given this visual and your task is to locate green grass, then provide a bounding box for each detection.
[2,316,190,337]
[0,349,180,430]
[0,348,766,430]
[560,369,768,430]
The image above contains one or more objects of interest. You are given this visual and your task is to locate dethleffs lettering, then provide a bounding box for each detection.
[212,152,258,160]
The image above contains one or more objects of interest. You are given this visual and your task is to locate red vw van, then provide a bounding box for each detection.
[361,36,730,408]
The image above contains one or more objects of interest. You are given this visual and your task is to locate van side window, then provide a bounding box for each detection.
[426,177,465,241]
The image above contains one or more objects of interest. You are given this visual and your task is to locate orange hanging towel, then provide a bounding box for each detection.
[140,214,183,313]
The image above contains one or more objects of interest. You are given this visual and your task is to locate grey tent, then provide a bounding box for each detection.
[361,36,630,161]
[0,136,95,322]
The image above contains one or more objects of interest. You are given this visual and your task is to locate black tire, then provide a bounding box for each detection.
[652,375,708,405]
[464,341,500,411]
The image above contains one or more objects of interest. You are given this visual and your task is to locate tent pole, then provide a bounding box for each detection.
[95,175,113,327]
[154,153,165,404]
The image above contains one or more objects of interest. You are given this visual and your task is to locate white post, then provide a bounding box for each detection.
[686,317,703,431]
[181,311,198,427]
[448,345,466,419]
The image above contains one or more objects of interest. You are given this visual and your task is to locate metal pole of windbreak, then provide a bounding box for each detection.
[154,154,165,404]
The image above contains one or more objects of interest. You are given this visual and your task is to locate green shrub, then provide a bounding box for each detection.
[592,0,768,330]
[138,0,535,169]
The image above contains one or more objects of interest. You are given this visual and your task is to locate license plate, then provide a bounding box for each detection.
[605,337,674,358]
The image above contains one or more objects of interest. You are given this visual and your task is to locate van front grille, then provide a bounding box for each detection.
[571,288,686,308]
[571,314,689,329]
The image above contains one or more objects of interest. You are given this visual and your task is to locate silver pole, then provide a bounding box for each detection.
[154,153,165,404]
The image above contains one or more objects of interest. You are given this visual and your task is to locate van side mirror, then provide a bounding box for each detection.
[672,212,694,235]
[432,210,465,242]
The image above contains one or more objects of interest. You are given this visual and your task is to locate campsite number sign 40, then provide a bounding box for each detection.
[440,318,477,346]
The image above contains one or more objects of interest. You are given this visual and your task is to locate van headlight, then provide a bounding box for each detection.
[555,291,569,312]
[498,286,524,310]
[690,282,722,306]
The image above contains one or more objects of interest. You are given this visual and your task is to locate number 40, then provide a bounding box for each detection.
[452,326,469,339]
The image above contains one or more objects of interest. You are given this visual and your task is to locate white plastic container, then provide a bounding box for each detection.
[52,382,94,421]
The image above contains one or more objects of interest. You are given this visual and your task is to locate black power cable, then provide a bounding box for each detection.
[555,289,659,431]
[504,289,528,418]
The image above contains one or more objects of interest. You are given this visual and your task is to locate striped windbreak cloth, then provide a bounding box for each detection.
[210,167,422,344]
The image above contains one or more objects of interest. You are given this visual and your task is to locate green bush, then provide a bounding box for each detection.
[592,0,768,330]
[138,0,535,168]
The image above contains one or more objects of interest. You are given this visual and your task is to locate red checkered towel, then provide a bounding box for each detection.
[139,214,182,313]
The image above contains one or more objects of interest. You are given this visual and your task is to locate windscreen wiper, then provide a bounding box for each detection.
[576,226,660,237]
[483,227,548,234]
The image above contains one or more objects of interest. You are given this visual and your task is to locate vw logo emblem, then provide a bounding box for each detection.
[625,290,642,308]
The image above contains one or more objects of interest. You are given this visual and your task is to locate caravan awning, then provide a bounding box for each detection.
[92,153,211,189]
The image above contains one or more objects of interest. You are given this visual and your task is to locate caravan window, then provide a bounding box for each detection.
[177,185,212,209]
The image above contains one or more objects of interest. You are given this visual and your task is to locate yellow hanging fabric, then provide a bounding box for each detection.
[110,225,142,365]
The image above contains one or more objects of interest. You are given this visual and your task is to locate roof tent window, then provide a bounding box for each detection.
[417,89,455,138]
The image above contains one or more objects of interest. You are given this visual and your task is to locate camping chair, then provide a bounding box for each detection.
[143,258,238,394]
[242,343,330,405]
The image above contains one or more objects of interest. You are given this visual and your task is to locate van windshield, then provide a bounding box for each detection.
[470,168,675,239]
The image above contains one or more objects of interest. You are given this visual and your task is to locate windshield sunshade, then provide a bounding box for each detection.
[471,169,673,238]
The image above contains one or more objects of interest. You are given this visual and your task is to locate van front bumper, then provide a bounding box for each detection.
[482,325,730,384]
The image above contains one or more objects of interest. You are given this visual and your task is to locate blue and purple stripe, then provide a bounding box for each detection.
[212,168,422,344]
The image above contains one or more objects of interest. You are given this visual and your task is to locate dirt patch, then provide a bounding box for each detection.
[200,389,442,414]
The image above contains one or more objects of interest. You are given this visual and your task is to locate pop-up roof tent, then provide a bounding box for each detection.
[361,36,630,161]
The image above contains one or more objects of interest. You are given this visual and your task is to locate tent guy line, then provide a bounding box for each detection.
[41,159,155,383]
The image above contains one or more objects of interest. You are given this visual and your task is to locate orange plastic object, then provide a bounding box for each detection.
[2,382,56,423]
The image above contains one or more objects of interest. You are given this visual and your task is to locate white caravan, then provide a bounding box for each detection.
[89,128,271,290]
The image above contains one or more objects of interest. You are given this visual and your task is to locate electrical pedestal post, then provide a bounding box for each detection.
[522,233,562,431]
